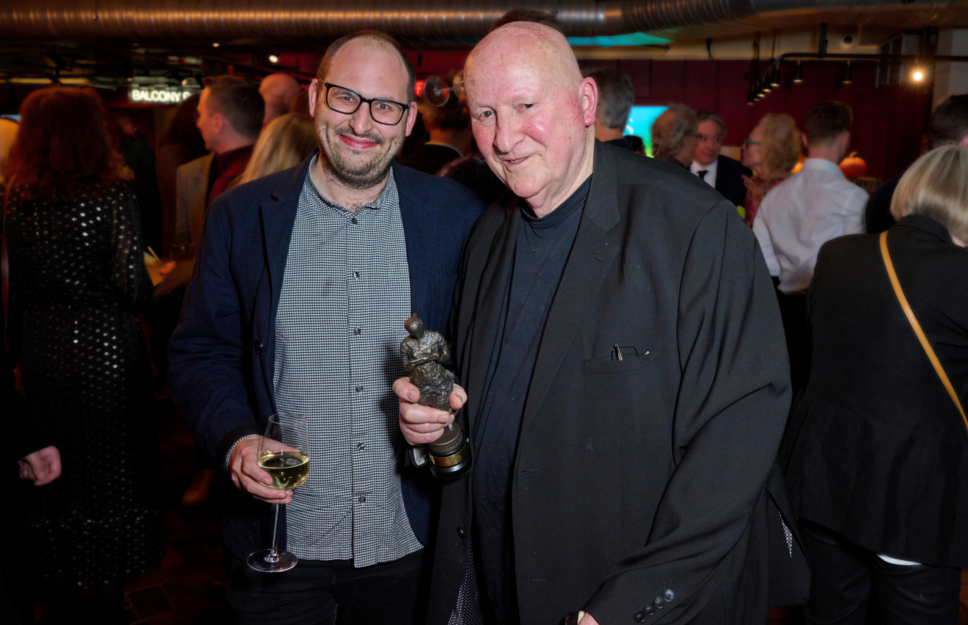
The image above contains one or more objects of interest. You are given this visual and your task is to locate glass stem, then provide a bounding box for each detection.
[266,503,282,563]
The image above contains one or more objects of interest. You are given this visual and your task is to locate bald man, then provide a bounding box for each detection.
[259,73,302,127]
[395,20,808,625]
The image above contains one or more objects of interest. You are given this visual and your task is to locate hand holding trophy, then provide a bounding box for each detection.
[400,315,472,480]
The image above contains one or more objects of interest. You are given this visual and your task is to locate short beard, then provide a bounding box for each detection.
[316,120,402,190]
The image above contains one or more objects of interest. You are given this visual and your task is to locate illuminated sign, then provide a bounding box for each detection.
[129,88,197,104]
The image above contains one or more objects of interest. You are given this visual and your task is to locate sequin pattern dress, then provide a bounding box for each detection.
[4,181,164,587]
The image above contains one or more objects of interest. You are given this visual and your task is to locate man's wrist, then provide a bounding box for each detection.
[224,434,260,471]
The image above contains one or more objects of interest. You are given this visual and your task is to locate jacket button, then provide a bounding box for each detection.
[663,589,675,602]
[633,611,645,623]
[457,527,466,539]
[254,340,263,354]
[654,596,665,609]
[644,605,655,617]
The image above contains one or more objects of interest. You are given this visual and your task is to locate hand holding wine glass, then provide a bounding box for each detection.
[246,413,310,573]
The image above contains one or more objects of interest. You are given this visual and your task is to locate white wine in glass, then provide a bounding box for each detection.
[246,413,310,573]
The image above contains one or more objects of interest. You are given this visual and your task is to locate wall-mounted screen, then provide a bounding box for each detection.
[625,106,667,157]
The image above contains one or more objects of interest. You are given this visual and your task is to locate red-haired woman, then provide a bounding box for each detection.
[3,86,163,624]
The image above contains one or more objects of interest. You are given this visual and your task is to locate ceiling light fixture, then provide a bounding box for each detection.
[793,60,804,83]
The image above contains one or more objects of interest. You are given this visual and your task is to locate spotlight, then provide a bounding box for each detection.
[844,61,853,85]
[268,45,281,64]
[269,54,279,64]
[770,68,781,88]
[912,69,924,82]
[181,78,189,85]
[794,61,804,83]
[212,42,220,48]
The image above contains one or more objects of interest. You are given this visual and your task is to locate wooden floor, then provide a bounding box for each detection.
[102,418,968,624]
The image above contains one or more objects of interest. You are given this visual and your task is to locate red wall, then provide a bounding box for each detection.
[579,59,933,182]
[413,53,932,181]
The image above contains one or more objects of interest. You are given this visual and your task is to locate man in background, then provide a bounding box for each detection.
[866,93,968,233]
[581,66,635,150]
[260,72,303,127]
[651,103,699,168]
[692,109,751,208]
[397,89,472,174]
[753,102,867,394]
[174,75,263,250]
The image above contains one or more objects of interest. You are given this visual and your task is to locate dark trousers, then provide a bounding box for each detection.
[776,289,811,399]
[226,548,428,625]
[800,520,961,625]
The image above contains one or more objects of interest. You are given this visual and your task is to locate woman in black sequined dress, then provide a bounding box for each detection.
[3,86,163,624]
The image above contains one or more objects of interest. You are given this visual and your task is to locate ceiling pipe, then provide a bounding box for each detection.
[0,0,953,42]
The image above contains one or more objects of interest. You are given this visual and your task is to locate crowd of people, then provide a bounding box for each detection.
[4,8,968,625]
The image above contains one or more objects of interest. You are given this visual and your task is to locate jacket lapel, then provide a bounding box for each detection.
[519,143,622,441]
[464,201,520,432]
[393,163,437,321]
[258,157,311,406]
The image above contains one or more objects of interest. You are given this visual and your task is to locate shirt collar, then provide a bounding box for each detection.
[306,153,396,213]
[690,158,718,176]
[801,158,844,176]
[216,144,254,172]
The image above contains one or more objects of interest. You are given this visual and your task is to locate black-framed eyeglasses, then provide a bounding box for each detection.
[323,83,411,126]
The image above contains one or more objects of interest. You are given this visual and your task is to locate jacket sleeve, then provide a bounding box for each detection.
[167,199,261,469]
[584,203,792,623]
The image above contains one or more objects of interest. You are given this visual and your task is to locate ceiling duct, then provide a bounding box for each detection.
[0,0,960,43]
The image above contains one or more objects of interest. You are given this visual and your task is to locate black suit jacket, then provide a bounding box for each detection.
[428,142,807,624]
[712,154,752,208]
[781,215,968,568]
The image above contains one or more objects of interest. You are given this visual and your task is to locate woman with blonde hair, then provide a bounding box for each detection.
[781,146,968,625]
[741,113,801,226]
[234,113,316,186]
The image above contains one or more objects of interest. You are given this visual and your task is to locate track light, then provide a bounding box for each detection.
[212,42,220,48]
[844,61,853,85]
[912,69,925,82]
[770,68,781,88]
[269,54,279,64]
[794,61,804,83]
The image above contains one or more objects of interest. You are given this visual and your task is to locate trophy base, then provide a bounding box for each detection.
[429,440,472,481]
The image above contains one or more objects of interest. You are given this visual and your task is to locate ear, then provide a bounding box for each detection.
[211,113,224,135]
[578,76,598,128]
[801,132,809,150]
[308,79,321,117]
[404,100,418,137]
[960,134,968,148]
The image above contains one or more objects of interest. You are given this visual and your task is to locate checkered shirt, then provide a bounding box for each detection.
[273,157,423,567]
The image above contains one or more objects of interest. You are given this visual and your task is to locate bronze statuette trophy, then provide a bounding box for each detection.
[400,315,472,480]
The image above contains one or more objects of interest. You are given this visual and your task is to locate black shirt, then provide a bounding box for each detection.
[866,173,902,234]
[472,176,592,624]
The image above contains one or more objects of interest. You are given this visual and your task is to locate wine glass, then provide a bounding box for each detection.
[246,413,310,573]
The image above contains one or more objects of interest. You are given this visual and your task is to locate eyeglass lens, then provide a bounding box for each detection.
[327,85,406,125]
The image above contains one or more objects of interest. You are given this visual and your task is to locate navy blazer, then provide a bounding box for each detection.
[713,154,753,208]
[168,155,484,560]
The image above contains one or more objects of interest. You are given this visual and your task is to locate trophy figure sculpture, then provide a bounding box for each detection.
[400,315,472,480]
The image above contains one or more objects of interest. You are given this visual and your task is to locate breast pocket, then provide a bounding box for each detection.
[582,350,655,374]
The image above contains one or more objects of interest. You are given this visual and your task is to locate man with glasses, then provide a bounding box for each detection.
[168,30,484,625]
[691,110,751,208]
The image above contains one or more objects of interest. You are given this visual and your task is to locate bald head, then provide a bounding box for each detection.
[464,22,597,217]
[260,73,302,126]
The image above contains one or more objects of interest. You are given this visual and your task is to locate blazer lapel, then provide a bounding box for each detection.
[464,201,520,432]
[258,157,311,405]
[519,144,622,441]
[393,163,436,321]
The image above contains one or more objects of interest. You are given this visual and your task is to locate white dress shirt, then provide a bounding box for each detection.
[752,158,867,294]
[690,158,718,190]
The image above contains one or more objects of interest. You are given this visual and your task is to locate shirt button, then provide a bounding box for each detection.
[355,385,363,392]
[351,217,358,224]
[353,271,360,278]
[356,442,365,451]
[354,328,361,335]
[358,495,366,503]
